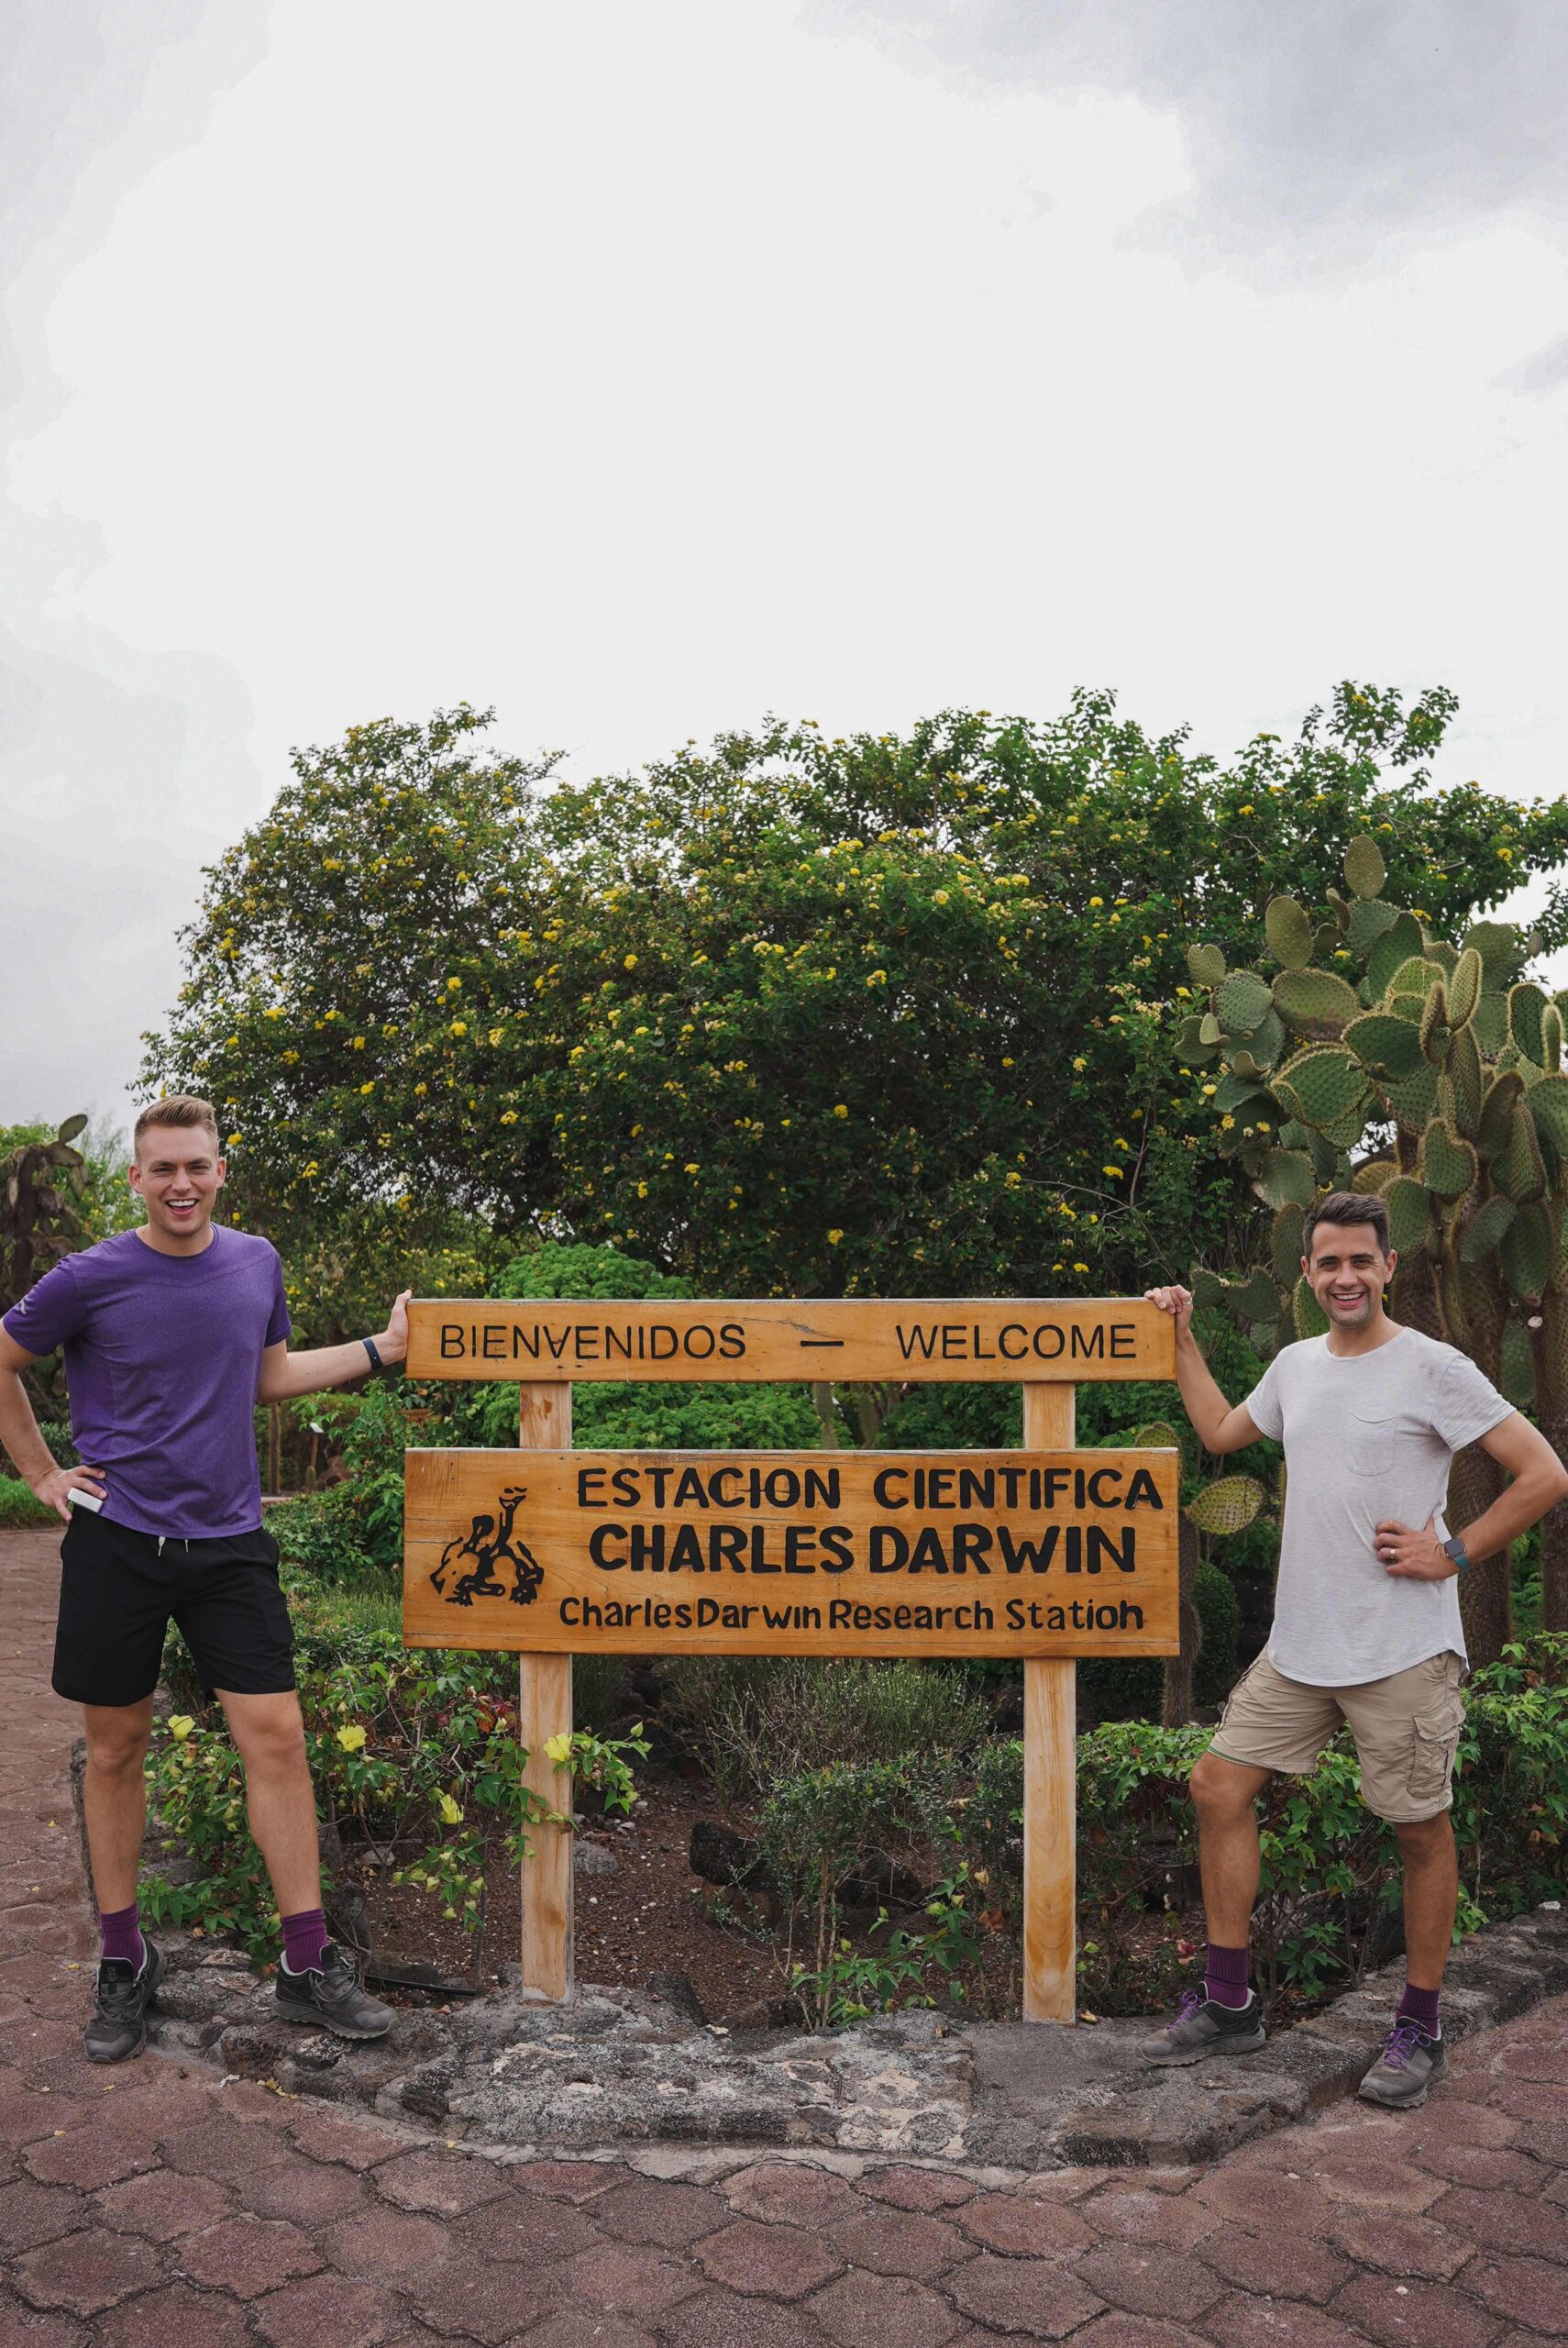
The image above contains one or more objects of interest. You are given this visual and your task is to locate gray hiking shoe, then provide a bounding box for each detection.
[1138,1985,1267,2066]
[1357,2020,1447,2110]
[275,1942,393,2040]
[84,1936,163,2064]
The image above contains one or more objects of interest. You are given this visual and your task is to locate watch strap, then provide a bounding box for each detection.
[362,1335,383,1375]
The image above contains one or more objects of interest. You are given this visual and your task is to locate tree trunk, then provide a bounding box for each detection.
[1162,1517,1200,1727]
[811,1383,841,1449]
[1531,1284,1568,1634]
[1450,1438,1512,1665]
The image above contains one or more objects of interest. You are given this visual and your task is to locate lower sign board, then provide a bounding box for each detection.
[403,1448,1179,1657]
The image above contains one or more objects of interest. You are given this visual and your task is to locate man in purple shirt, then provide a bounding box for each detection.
[0,1095,412,2062]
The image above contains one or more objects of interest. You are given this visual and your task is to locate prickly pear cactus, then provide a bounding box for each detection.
[1178,839,1568,1656]
[0,1116,90,1312]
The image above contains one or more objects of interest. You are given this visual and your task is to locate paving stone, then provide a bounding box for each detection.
[659,2293,829,2346]
[288,2108,404,2169]
[810,2266,965,2348]
[325,2204,453,2276]
[1327,2208,1479,2280]
[373,2148,512,2216]
[591,2176,729,2246]
[93,2280,257,2348]
[250,2270,405,2348]
[523,2317,657,2348]
[1073,2247,1227,2325]
[93,2167,234,2240]
[958,2193,1096,2257]
[724,2162,865,2226]
[1409,2145,1544,2191]
[1438,2187,1568,2259]
[20,2128,163,2192]
[1196,2226,1356,2304]
[948,2254,1107,2339]
[0,2178,83,2252]
[1205,2295,1375,2348]
[1494,2043,1568,2085]
[1463,2254,1568,2335]
[1071,2322,1217,2348]
[566,2239,705,2315]
[449,2187,602,2263]
[1331,2274,1506,2348]
[1193,2170,1339,2239]
[12,2228,163,2318]
[511,2158,623,2202]
[1312,2157,1447,2215]
[861,2165,977,2211]
[177,2210,325,2297]
[830,2205,971,2278]
[401,2259,559,2342]
[159,2114,290,2180]
[230,2149,369,2224]
[698,2215,844,2298]
[0,2307,93,2348]
[1020,2170,1109,2201]
[1403,2103,1520,2156]
[1079,2188,1218,2249]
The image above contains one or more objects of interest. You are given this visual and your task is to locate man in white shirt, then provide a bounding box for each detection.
[1141,1190,1568,2108]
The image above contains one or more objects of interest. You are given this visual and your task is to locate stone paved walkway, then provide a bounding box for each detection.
[3,1523,1566,2347]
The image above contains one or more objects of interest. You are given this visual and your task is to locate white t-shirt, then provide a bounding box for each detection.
[1243,1324,1512,1687]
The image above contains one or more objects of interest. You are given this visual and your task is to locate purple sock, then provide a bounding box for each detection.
[1397,1982,1441,2037]
[99,1902,144,1970]
[282,1908,328,1975]
[1204,1942,1252,2010]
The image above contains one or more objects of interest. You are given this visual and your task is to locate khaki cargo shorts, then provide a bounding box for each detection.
[1208,1648,1466,1823]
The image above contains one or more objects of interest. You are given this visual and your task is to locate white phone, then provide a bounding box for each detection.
[66,1487,104,1514]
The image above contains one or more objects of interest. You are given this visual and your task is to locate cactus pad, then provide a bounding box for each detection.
[1367,912,1424,996]
[1272,1047,1367,1127]
[1199,1011,1223,1045]
[1255,1147,1316,1211]
[1447,1023,1483,1137]
[1478,1069,1526,1158]
[1384,1177,1433,1254]
[1264,895,1315,969]
[1383,1059,1441,1130]
[1271,1202,1308,1284]
[1218,969,1275,1036]
[1543,1003,1563,1075]
[1225,1268,1286,1324]
[1529,1073,1568,1153]
[1343,835,1387,900]
[1344,1012,1423,1079]
[1349,1157,1397,1193]
[1419,982,1452,1067]
[1447,947,1483,1028]
[1293,1278,1331,1339]
[1245,1008,1287,1069]
[1189,1267,1225,1309]
[1496,1102,1548,1205]
[1187,943,1226,988]
[1509,982,1549,1067]
[1472,993,1508,1057]
[1459,1192,1518,1264]
[1128,1421,1182,1453]
[1386,955,1442,999]
[1463,919,1523,991]
[1419,1121,1477,1202]
[1186,1476,1266,1535]
[1273,968,1362,1041]
[1500,1200,1557,1303]
[1347,898,1398,958]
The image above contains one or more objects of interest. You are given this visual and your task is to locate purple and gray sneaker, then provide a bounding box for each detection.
[1358,2019,1446,2109]
[1138,1986,1267,2066]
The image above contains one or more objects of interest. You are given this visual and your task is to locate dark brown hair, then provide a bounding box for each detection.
[133,1095,220,1156]
[1303,1188,1391,1261]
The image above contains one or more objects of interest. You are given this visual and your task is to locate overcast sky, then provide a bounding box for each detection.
[5,0,1566,1141]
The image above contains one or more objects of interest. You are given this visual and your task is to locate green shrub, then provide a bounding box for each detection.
[0,1476,53,1529]
[662,1656,989,1808]
[1077,1560,1241,1722]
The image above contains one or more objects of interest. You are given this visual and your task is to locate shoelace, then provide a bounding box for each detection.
[1168,1988,1205,2032]
[95,1966,144,2015]
[1380,2021,1426,2070]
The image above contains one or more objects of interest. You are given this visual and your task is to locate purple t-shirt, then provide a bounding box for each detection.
[2,1226,290,1539]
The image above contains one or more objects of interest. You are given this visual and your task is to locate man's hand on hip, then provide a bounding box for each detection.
[33,1463,107,1523]
[1377,1515,1452,1579]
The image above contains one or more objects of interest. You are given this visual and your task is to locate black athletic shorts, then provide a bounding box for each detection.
[52,1510,296,1710]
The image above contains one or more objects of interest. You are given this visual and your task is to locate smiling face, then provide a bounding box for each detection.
[1303,1218,1396,1332]
[129,1124,226,1251]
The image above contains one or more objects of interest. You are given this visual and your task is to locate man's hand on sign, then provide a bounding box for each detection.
[380,1290,414,1366]
[1376,1515,1452,1580]
[1143,1284,1194,1339]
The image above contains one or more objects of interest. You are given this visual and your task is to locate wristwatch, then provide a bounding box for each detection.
[1434,1509,1469,1574]
[361,1335,383,1375]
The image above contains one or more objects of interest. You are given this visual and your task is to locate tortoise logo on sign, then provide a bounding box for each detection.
[429,1487,544,1609]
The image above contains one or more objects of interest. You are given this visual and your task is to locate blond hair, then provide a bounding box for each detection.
[133,1095,220,1156]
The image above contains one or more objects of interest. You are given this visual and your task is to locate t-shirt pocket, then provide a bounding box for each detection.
[1345,1410,1399,1479]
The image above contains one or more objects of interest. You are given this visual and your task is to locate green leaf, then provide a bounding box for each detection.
[1272,968,1363,1042]
[1343,835,1387,900]
[1419,1121,1477,1202]
[1272,1047,1367,1127]
[1264,896,1315,969]
[1447,947,1483,1029]
[1458,1193,1517,1264]
[1343,1012,1423,1080]
[1385,1178,1434,1254]
[1185,1476,1265,1536]
[1187,943,1226,988]
[1217,969,1275,1037]
[1254,1148,1316,1211]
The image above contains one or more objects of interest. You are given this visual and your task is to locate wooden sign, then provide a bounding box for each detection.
[407,1297,1173,1385]
[403,1446,1178,1658]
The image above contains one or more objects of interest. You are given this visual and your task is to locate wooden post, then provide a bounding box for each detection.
[518,1382,573,2002]
[1021,1381,1077,2023]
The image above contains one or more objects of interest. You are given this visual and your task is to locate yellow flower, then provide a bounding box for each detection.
[827,1228,844,1244]
[489,1027,505,1046]
[624,953,639,969]
[544,1732,573,1766]
[336,1724,368,1753]
[833,1103,848,1117]
[684,1161,700,1174]
[500,1109,518,1125]
[359,1081,374,1095]
[352,1035,365,1049]
[167,1715,194,1741]
[438,1793,463,1825]
[446,976,462,991]
[1072,1261,1089,1273]
[867,969,887,986]
[1072,1056,1088,1071]
[226,1132,240,1147]
[1088,896,1104,909]
[450,1019,468,1036]
[1202,1083,1217,1097]
[1102,1165,1124,1180]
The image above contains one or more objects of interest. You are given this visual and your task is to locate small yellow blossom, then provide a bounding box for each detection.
[544,1733,573,1766]
[1088,896,1104,909]
[450,1019,468,1036]
[359,1081,374,1095]
[336,1724,368,1753]
[832,1104,848,1118]
[624,953,639,969]
[1072,1057,1088,1072]
[168,1715,194,1741]
[438,1793,463,1825]
[827,1228,844,1244]
[446,977,461,991]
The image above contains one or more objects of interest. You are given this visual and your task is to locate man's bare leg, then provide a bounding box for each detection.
[1397,1811,1459,1989]
[81,1698,154,1915]
[216,1689,321,1919]
[1190,1750,1272,1945]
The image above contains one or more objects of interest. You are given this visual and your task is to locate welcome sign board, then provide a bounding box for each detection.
[403,1447,1179,1657]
